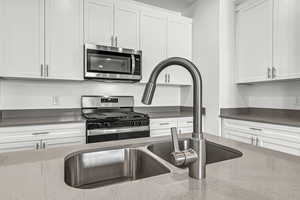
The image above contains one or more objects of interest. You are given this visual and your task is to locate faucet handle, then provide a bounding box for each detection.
[171,127,180,152]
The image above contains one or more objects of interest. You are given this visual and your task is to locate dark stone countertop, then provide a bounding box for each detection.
[220,107,300,127]
[0,107,194,127]
[0,109,86,127]
[135,106,196,119]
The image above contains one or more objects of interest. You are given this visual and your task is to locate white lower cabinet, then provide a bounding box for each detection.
[222,119,300,156]
[0,122,85,153]
[150,117,193,137]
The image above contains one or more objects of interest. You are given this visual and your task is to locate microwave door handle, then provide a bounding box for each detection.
[131,55,136,75]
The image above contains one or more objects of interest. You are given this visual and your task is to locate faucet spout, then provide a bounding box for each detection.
[142,57,206,179]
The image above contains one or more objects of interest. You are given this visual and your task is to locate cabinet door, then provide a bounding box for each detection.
[140,11,167,83]
[0,140,40,153]
[84,0,114,46]
[260,136,300,156]
[0,0,44,78]
[273,0,300,80]
[115,2,140,49]
[166,18,192,85]
[223,128,255,144]
[236,0,273,83]
[45,0,83,80]
[42,137,85,149]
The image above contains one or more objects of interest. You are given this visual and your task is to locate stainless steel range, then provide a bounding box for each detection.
[81,96,150,143]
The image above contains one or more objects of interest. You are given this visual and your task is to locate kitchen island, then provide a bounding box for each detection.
[0,134,299,200]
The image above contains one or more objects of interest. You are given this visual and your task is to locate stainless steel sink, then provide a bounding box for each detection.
[64,148,170,189]
[147,139,243,168]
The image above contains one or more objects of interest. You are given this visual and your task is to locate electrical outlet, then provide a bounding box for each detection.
[52,96,60,105]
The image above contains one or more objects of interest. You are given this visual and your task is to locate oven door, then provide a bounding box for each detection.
[86,126,150,143]
[84,44,142,81]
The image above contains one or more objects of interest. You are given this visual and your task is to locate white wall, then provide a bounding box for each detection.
[183,0,220,135]
[242,81,300,110]
[219,0,248,108]
[0,80,181,110]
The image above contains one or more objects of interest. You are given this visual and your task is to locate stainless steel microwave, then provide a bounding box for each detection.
[84,44,142,82]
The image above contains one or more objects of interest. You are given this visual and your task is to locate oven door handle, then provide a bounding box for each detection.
[87,126,149,136]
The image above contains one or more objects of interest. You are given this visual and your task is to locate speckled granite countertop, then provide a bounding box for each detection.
[0,133,300,200]
[220,107,300,127]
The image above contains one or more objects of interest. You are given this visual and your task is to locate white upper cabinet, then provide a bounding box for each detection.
[140,11,168,83]
[140,12,193,85]
[115,1,140,50]
[45,0,83,80]
[236,0,273,83]
[166,17,192,85]
[273,0,300,80]
[84,0,140,49]
[84,0,114,46]
[0,0,84,80]
[0,0,44,78]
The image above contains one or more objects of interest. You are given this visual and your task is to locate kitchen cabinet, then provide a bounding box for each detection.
[45,0,83,80]
[140,11,168,84]
[84,0,140,50]
[0,122,85,153]
[115,1,140,50]
[236,0,273,83]
[273,0,300,80]
[166,17,193,85]
[150,117,193,137]
[0,0,83,80]
[222,118,300,156]
[0,0,44,79]
[140,12,193,85]
[84,0,114,46]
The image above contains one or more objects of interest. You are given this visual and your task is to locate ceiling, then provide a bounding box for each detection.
[134,0,198,12]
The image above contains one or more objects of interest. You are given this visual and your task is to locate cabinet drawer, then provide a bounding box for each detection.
[177,117,193,128]
[150,118,177,130]
[0,123,85,141]
[43,137,85,149]
[150,129,171,137]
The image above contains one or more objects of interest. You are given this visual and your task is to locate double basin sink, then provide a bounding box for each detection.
[65,138,243,189]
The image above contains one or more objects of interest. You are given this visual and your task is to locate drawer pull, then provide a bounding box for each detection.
[249,128,262,131]
[159,123,170,126]
[186,121,193,124]
[32,132,50,136]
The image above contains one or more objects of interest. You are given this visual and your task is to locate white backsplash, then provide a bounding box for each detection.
[0,80,181,110]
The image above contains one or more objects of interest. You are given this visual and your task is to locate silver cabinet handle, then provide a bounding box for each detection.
[160,122,170,125]
[167,74,170,83]
[42,141,46,149]
[249,128,262,131]
[111,35,114,46]
[32,132,50,136]
[41,64,44,77]
[165,74,168,83]
[272,67,276,79]
[45,65,49,77]
[36,142,40,150]
[267,67,271,79]
[255,137,259,146]
[115,36,118,47]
